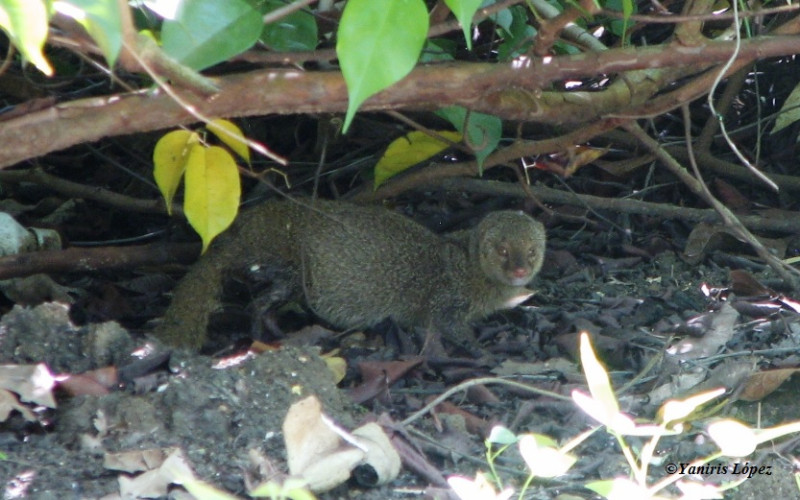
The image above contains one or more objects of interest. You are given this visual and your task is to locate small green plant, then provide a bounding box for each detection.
[450,332,800,500]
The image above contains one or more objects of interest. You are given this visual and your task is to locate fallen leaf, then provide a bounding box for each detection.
[713,178,750,210]
[283,396,400,492]
[433,401,488,435]
[0,388,36,422]
[729,269,771,296]
[58,367,118,396]
[668,303,739,360]
[683,222,786,264]
[0,363,56,408]
[350,358,423,404]
[350,422,401,487]
[738,368,800,402]
[283,396,361,492]
[104,448,173,473]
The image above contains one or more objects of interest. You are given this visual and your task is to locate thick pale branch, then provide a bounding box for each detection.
[0,33,798,169]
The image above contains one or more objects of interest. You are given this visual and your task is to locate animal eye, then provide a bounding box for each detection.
[528,247,537,257]
[497,245,509,257]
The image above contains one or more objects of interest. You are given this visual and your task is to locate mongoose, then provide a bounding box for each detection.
[155,199,546,349]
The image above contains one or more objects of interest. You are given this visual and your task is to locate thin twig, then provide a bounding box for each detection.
[437,178,800,234]
[705,0,777,191]
[263,0,318,24]
[0,242,200,279]
[625,121,800,290]
[602,4,799,24]
[0,168,173,215]
[401,376,570,427]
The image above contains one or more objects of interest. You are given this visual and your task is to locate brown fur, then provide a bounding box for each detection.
[155,199,546,349]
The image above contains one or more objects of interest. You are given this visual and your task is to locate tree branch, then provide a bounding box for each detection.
[1,33,798,169]
[437,178,800,234]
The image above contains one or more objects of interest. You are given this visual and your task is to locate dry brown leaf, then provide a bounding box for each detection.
[350,358,423,404]
[104,448,173,473]
[738,368,800,402]
[594,154,654,178]
[58,367,118,396]
[433,401,488,436]
[713,178,751,210]
[648,370,709,407]
[283,396,344,479]
[729,269,772,296]
[118,467,171,499]
[701,360,754,394]
[0,363,56,408]
[0,388,36,422]
[683,222,787,264]
[668,302,739,360]
[350,422,401,487]
[563,145,610,177]
[283,396,399,492]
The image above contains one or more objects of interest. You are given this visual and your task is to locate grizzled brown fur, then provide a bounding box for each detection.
[156,199,546,349]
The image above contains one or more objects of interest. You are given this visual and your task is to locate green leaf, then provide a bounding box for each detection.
[374,130,461,189]
[620,0,633,44]
[448,473,513,500]
[579,332,618,415]
[553,39,580,55]
[183,146,241,253]
[772,82,800,135]
[420,38,455,63]
[708,420,757,458]
[161,0,263,70]
[260,0,318,52]
[443,0,482,50]
[518,434,577,478]
[336,0,428,133]
[490,6,513,32]
[753,420,800,445]
[494,5,535,60]
[153,129,200,215]
[55,0,122,68]
[0,0,53,75]
[436,106,501,170]
[658,388,725,427]
[486,425,518,446]
[708,419,800,458]
[604,0,636,40]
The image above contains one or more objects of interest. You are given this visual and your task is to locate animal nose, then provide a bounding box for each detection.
[511,267,529,278]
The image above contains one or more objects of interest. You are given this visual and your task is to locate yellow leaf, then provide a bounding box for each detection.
[563,145,610,178]
[183,146,241,253]
[153,130,200,215]
[207,119,250,165]
[374,130,461,189]
[0,0,53,76]
[322,355,347,384]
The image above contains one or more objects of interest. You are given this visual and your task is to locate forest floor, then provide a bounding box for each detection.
[3,198,800,500]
